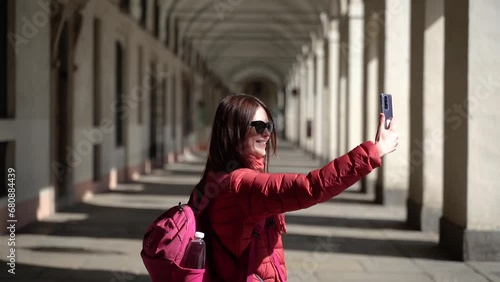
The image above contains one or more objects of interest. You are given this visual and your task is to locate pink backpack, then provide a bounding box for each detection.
[140,203,210,282]
[140,201,285,282]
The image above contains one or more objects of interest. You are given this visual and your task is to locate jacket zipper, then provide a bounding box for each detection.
[255,274,265,282]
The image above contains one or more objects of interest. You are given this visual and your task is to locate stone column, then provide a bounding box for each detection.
[299,53,308,148]
[306,51,315,153]
[285,74,293,141]
[277,89,284,139]
[407,0,425,228]
[327,20,340,160]
[376,0,411,206]
[338,15,349,155]
[347,0,364,151]
[130,0,141,22]
[319,14,330,163]
[146,0,155,33]
[362,0,384,195]
[293,65,301,144]
[174,68,183,156]
[321,42,330,163]
[158,3,167,43]
[440,0,500,261]
[407,0,445,232]
[160,0,175,44]
[314,38,325,158]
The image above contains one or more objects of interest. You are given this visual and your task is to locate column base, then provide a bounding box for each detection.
[406,198,440,232]
[360,177,368,194]
[375,183,407,206]
[440,216,500,261]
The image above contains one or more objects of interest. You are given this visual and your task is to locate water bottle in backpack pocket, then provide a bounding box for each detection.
[180,232,206,269]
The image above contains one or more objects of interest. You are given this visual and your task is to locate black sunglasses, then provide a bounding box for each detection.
[250,121,274,134]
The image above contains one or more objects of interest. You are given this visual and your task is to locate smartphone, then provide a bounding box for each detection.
[380,93,393,129]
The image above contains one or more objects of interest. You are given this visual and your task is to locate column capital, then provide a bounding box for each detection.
[320,12,329,27]
[319,12,329,37]
[315,39,325,58]
[306,53,314,67]
[340,0,349,16]
[310,31,317,43]
[327,30,340,42]
[349,0,364,17]
[302,44,310,55]
[327,20,340,42]
[296,54,303,64]
[299,63,306,75]
[131,0,142,21]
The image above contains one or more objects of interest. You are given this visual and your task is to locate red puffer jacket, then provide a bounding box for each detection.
[207,141,382,281]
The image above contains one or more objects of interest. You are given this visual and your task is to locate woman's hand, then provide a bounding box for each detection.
[374,113,399,157]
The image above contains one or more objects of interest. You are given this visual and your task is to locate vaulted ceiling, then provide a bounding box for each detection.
[165,0,332,90]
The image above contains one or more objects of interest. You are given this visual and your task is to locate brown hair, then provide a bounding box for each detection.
[190,94,277,211]
[206,93,276,173]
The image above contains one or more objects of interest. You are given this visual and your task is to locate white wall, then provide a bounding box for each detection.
[0,0,52,224]
[13,0,52,201]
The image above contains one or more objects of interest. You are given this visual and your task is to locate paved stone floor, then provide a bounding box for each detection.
[1,140,499,282]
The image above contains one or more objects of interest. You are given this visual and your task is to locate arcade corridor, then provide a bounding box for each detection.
[1,0,500,280]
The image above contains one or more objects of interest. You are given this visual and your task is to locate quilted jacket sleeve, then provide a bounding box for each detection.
[230,141,382,222]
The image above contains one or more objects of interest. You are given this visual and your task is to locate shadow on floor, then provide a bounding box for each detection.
[19,203,165,240]
[23,246,125,255]
[155,168,204,177]
[326,196,378,205]
[285,214,410,230]
[112,182,196,196]
[0,263,150,282]
[282,233,455,261]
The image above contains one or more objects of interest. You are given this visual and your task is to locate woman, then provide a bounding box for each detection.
[188,94,399,282]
